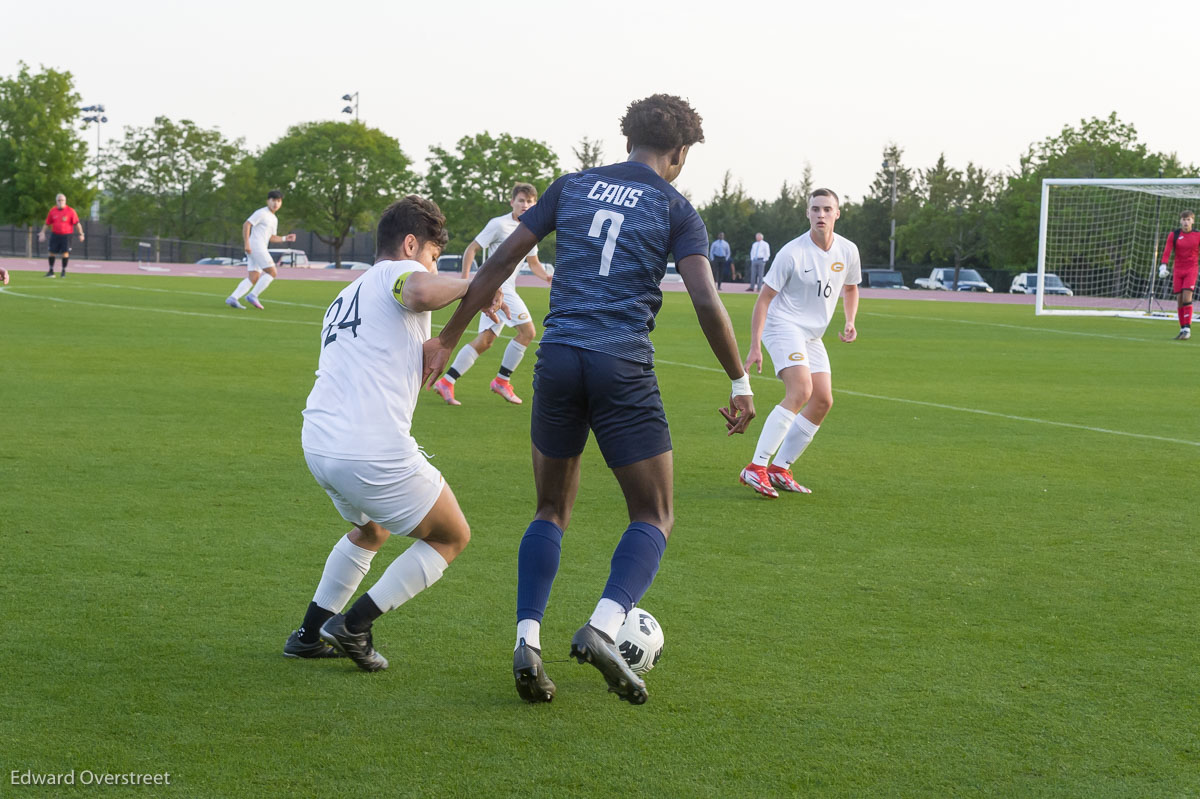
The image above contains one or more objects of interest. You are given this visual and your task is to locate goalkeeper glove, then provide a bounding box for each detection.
[1159,263,1170,278]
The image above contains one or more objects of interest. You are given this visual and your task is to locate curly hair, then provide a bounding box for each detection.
[620,94,705,152]
[376,194,450,256]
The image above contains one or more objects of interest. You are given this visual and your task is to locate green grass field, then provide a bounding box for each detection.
[2,273,1198,797]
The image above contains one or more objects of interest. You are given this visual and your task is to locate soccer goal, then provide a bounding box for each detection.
[1036,178,1200,317]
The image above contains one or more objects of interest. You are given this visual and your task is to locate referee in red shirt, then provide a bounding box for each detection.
[37,193,85,278]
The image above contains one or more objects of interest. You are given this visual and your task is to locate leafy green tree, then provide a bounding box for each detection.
[572,136,605,171]
[991,113,1194,268]
[425,131,560,257]
[698,171,756,267]
[259,120,417,267]
[0,62,94,255]
[101,116,248,247]
[898,155,998,274]
[838,144,918,266]
[747,179,808,254]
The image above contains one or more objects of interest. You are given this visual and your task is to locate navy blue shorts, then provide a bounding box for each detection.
[531,343,671,469]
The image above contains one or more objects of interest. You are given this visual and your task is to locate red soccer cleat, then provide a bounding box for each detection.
[739,463,779,498]
[434,377,461,406]
[766,464,812,494]
[490,377,523,404]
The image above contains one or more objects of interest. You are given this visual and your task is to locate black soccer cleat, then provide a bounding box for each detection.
[319,614,388,672]
[283,629,344,659]
[569,624,648,705]
[513,640,556,703]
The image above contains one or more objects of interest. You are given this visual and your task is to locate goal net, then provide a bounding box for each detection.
[1036,178,1200,317]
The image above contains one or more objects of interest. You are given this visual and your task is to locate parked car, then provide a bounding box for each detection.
[234,248,311,268]
[861,268,909,289]
[436,254,479,275]
[195,256,240,266]
[914,267,993,292]
[660,262,683,284]
[323,260,374,270]
[518,261,554,277]
[1009,272,1073,296]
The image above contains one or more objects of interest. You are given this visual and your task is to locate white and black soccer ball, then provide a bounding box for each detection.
[616,608,664,675]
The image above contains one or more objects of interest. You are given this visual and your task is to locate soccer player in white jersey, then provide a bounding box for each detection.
[433,183,552,406]
[283,195,496,672]
[225,190,296,310]
[739,188,860,498]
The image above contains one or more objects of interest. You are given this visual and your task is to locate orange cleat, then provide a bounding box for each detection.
[434,377,461,406]
[739,463,779,498]
[766,464,812,494]
[490,377,523,404]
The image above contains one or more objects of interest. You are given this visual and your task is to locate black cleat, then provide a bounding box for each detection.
[319,614,388,672]
[569,624,647,705]
[283,630,343,659]
[513,640,556,703]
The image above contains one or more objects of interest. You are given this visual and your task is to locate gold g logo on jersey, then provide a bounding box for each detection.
[518,313,530,321]
[788,352,806,362]
[830,262,845,272]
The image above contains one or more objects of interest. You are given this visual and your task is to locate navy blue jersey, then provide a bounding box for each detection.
[520,161,709,364]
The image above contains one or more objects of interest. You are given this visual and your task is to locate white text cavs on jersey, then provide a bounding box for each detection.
[586,180,643,208]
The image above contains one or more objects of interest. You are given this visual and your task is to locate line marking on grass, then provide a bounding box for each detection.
[0,287,318,326]
[654,358,1200,448]
[862,310,1171,344]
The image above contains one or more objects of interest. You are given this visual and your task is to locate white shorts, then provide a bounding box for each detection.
[478,287,532,334]
[761,326,830,376]
[303,451,444,536]
[247,250,275,272]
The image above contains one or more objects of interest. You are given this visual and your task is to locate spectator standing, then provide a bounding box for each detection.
[748,232,770,292]
[710,232,731,290]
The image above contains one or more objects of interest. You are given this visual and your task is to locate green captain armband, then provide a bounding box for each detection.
[392,273,411,307]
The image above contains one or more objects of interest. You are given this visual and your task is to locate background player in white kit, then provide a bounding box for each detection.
[433,183,552,406]
[740,188,860,498]
[283,195,498,672]
[226,189,296,310]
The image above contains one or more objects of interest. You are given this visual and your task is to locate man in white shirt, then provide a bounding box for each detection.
[433,183,552,406]
[225,190,296,310]
[284,195,498,672]
[739,189,860,498]
[748,232,770,292]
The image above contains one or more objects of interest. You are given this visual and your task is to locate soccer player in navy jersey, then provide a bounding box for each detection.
[424,94,756,705]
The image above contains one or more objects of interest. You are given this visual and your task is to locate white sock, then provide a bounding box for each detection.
[516,619,541,652]
[774,414,820,469]
[498,340,527,378]
[752,405,797,467]
[251,273,274,297]
[588,598,627,642]
[365,539,448,614]
[312,534,377,612]
[447,345,480,383]
[230,278,253,300]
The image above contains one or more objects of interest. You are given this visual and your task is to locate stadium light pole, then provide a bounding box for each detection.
[81,104,107,175]
[341,92,359,121]
[882,159,897,268]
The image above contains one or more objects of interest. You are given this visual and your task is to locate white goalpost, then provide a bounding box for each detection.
[1036,178,1200,317]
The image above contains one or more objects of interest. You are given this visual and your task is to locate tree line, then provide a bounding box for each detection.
[2,62,1194,270]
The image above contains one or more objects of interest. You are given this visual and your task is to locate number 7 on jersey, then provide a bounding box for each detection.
[588,209,624,276]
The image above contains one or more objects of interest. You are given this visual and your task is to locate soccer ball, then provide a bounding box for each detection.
[616,608,664,675]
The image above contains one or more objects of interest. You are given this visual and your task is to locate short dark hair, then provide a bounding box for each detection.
[620,94,704,152]
[512,183,537,201]
[376,195,449,257]
[810,188,840,206]
[267,189,283,201]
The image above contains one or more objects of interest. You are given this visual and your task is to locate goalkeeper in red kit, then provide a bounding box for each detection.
[1159,209,1200,340]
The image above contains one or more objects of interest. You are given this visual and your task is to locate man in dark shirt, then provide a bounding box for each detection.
[424,94,756,706]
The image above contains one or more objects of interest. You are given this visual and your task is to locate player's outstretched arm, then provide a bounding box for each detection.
[677,254,756,435]
[461,241,481,279]
[402,271,472,312]
[745,286,776,374]
[422,224,539,388]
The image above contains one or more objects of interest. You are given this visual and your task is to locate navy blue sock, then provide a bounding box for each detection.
[601,522,667,612]
[516,520,564,622]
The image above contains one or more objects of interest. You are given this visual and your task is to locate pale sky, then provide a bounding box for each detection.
[3,0,1194,206]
